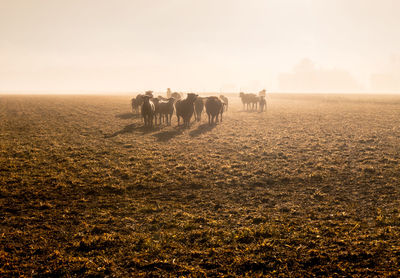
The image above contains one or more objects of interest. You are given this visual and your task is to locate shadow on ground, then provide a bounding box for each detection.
[189,123,216,137]
[115,112,141,120]
[152,126,185,142]
[105,123,157,138]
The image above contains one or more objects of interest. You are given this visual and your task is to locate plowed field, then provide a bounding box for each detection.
[1,94,400,277]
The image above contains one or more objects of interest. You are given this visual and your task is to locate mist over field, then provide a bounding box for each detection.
[2,0,400,277]
[1,0,400,93]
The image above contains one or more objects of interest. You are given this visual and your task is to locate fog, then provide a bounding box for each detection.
[1,0,400,93]
[278,59,362,93]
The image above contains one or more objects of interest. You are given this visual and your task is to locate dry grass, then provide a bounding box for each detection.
[1,93,400,277]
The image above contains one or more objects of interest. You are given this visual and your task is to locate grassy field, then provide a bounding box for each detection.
[1,93,400,277]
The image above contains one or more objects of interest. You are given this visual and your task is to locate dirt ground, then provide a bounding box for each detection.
[1,93,400,277]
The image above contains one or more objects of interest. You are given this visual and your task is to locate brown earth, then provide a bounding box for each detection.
[1,93,400,277]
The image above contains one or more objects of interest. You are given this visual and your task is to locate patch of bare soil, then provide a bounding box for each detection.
[1,94,400,277]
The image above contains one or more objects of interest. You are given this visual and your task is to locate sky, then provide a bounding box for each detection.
[1,0,400,93]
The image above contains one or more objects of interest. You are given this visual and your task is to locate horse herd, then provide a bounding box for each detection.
[130,90,267,128]
[240,90,267,112]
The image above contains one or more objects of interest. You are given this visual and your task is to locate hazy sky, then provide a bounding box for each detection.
[1,0,400,93]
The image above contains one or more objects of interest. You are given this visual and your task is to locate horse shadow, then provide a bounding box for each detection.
[189,123,216,137]
[115,112,141,120]
[105,123,158,138]
[152,126,185,142]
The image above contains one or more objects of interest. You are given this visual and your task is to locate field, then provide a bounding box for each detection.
[1,93,400,277]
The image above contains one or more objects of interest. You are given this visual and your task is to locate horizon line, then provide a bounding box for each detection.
[1,90,400,96]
